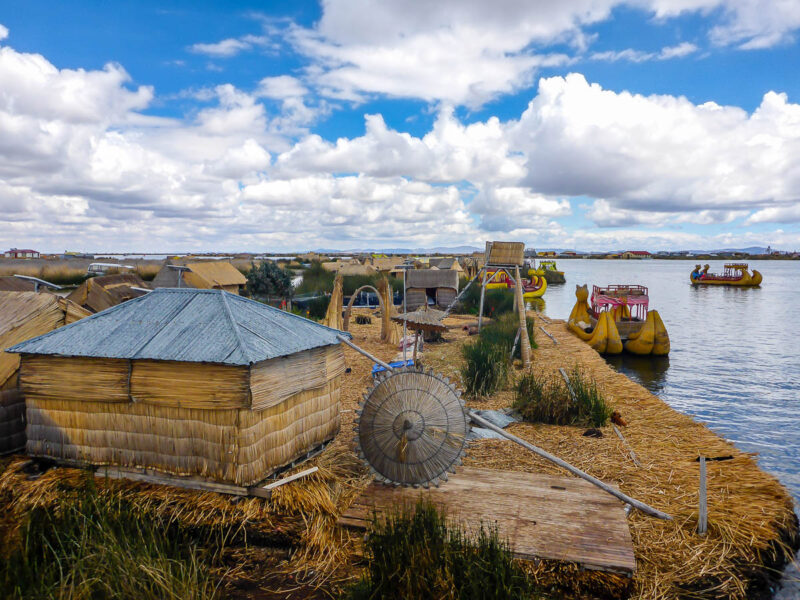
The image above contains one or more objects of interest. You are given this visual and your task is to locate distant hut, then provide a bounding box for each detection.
[0,292,90,454]
[152,261,247,294]
[338,263,377,277]
[405,269,459,311]
[430,257,465,275]
[67,273,149,313]
[9,288,347,486]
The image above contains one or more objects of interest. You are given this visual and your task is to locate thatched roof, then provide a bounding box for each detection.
[486,241,525,266]
[391,308,448,332]
[152,261,246,290]
[0,277,36,292]
[406,269,459,290]
[430,258,464,272]
[67,273,149,313]
[0,292,90,387]
[9,288,349,366]
[338,263,377,276]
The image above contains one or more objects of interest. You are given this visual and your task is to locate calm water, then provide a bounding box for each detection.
[538,259,800,502]
[538,259,800,593]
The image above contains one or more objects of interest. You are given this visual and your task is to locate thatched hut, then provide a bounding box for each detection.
[8,288,347,486]
[152,261,246,294]
[67,273,149,313]
[405,269,459,311]
[0,292,90,454]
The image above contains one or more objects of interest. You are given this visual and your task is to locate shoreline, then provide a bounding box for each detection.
[0,307,797,599]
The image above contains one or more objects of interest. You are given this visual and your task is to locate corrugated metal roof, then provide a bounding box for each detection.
[8,288,350,365]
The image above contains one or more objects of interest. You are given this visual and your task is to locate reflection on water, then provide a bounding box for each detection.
[603,354,670,395]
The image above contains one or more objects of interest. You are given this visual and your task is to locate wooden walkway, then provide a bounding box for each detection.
[339,467,636,575]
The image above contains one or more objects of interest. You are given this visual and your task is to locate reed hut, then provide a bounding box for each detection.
[8,288,348,486]
[0,292,90,454]
[67,273,149,313]
[152,261,246,294]
[405,269,459,311]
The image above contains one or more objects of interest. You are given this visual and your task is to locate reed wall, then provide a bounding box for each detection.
[20,348,344,486]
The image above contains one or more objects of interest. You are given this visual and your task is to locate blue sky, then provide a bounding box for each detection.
[1,1,799,252]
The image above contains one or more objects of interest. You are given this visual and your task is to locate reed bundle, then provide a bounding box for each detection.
[323,273,344,330]
[378,276,399,345]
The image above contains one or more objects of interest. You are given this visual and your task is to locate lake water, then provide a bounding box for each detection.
[537,259,800,595]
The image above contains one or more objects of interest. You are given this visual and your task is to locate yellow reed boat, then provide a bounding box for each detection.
[567,284,669,355]
[690,263,762,287]
[532,260,565,284]
[484,270,547,299]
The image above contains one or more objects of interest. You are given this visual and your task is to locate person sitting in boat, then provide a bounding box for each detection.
[691,265,703,280]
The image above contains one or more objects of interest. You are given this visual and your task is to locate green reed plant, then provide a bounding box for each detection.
[478,312,536,359]
[514,367,611,427]
[342,499,536,600]
[567,366,612,427]
[460,338,509,397]
[1,477,225,600]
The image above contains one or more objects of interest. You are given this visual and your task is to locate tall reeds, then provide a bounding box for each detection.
[343,499,535,600]
[513,366,611,427]
[1,476,225,600]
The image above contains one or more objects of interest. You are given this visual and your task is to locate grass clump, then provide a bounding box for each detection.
[456,283,515,317]
[1,478,224,600]
[343,499,535,600]
[567,367,613,427]
[478,312,536,359]
[460,338,509,397]
[514,367,612,427]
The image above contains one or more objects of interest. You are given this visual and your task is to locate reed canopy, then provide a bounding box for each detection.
[0,292,90,454]
[8,288,349,486]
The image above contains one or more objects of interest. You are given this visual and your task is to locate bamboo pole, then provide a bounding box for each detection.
[613,424,642,467]
[336,335,394,371]
[468,411,672,520]
[698,456,708,535]
[514,266,531,368]
[539,325,557,344]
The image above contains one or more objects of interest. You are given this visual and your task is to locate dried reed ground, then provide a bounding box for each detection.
[0,308,797,599]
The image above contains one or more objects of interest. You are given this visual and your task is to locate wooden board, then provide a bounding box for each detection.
[339,467,636,575]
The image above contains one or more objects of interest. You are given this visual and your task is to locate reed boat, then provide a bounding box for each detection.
[532,260,565,284]
[690,263,762,287]
[567,284,669,355]
[484,269,547,299]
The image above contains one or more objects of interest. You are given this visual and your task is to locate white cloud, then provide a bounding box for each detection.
[190,38,251,58]
[590,42,698,62]
[257,75,308,99]
[508,74,800,221]
[0,24,8,42]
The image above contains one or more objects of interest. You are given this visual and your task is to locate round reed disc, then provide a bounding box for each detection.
[356,366,469,487]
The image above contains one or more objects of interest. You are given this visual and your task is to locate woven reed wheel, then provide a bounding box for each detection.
[356,366,469,488]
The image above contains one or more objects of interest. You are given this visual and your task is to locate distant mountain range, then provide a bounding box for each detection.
[313,245,775,255]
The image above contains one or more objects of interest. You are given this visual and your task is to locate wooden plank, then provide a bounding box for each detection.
[339,467,636,575]
[698,457,708,535]
[539,325,557,344]
[96,466,250,496]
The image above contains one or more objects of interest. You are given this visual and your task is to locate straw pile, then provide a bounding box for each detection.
[323,273,344,330]
[20,344,346,487]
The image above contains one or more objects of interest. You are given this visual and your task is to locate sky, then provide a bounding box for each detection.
[1,0,799,253]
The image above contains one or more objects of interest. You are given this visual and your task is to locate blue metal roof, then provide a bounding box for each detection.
[7,288,350,365]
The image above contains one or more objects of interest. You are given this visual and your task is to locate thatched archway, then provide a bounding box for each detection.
[343,279,399,345]
[343,285,383,331]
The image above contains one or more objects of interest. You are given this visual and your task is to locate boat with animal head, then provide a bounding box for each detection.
[690,263,762,287]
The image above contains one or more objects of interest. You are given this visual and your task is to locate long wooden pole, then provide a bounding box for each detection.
[698,457,708,535]
[468,411,672,520]
[514,265,531,368]
[477,267,488,331]
[337,335,394,371]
